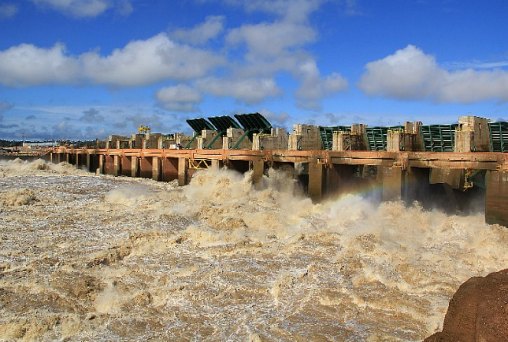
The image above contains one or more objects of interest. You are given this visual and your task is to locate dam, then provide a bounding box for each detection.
[48,114,508,227]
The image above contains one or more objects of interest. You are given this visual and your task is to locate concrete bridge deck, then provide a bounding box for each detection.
[49,147,508,228]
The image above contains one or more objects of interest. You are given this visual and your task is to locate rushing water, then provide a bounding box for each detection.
[0,158,507,341]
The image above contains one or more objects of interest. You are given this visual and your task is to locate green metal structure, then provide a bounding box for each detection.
[420,124,457,152]
[365,126,403,151]
[185,118,215,148]
[319,126,350,150]
[205,116,241,149]
[232,113,272,149]
[489,122,508,152]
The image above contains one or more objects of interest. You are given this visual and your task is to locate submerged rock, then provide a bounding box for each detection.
[425,269,508,342]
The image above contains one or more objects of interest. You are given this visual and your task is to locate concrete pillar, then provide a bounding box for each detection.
[381,166,403,201]
[251,159,264,183]
[178,158,188,186]
[485,170,508,227]
[113,155,120,176]
[86,154,91,172]
[152,156,161,181]
[65,153,70,163]
[49,152,54,163]
[97,155,104,174]
[308,160,324,202]
[75,153,80,168]
[211,159,220,170]
[131,156,138,177]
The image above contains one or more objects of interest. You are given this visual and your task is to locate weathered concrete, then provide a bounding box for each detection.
[251,159,264,183]
[130,156,138,177]
[485,170,508,226]
[308,159,324,202]
[178,158,188,186]
[97,155,104,175]
[380,166,403,201]
[211,159,220,170]
[152,156,160,181]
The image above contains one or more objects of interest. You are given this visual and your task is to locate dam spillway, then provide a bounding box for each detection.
[48,147,508,228]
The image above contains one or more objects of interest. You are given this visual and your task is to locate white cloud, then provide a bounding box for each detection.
[295,59,348,110]
[227,21,315,58]
[359,45,508,103]
[32,0,110,17]
[225,0,322,23]
[171,16,225,45]
[156,85,202,112]
[197,77,281,104]
[223,0,348,108]
[0,43,80,86]
[81,34,224,86]
[0,3,18,19]
[0,34,224,87]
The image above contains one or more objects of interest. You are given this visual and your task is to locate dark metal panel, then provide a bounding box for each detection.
[186,118,215,133]
[208,116,241,132]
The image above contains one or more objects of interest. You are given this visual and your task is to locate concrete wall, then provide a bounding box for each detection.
[252,128,288,150]
[455,116,491,152]
[288,124,321,150]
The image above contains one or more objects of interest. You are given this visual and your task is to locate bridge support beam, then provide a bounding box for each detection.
[251,159,264,183]
[113,155,120,176]
[485,170,508,226]
[97,155,104,174]
[152,156,160,181]
[211,159,220,170]
[308,160,324,202]
[178,158,188,186]
[130,156,138,177]
[86,154,91,172]
[380,166,403,201]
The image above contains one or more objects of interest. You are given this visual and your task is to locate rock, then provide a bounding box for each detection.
[425,269,508,342]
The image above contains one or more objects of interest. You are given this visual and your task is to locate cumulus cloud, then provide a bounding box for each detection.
[0,3,18,19]
[359,45,508,103]
[80,108,105,122]
[82,34,224,86]
[156,85,202,112]
[0,34,224,87]
[227,21,316,58]
[0,43,80,86]
[223,0,348,108]
[197,77,281,104]
[32,0,133,18]
[171,16,225,45]
[295,59,348,110]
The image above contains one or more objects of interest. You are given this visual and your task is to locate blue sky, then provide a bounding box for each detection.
[0,0,507,140]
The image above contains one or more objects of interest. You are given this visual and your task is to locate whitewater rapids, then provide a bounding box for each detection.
[0,158,506,341]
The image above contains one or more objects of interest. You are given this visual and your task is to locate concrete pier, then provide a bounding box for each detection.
[486,171,508,226]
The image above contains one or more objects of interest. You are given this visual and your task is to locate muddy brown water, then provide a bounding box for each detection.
[0,158,507,341]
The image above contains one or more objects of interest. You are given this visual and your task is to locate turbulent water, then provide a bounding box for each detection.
[0,158,507,341]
